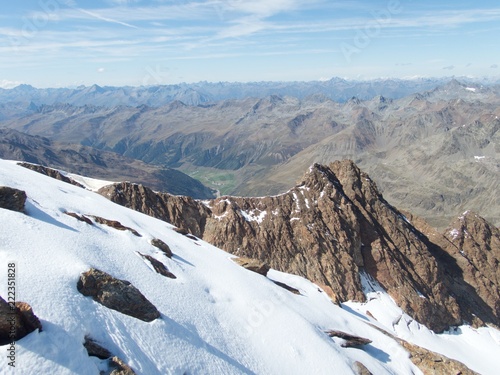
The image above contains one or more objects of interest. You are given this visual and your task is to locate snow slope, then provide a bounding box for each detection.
[0,159,499,374]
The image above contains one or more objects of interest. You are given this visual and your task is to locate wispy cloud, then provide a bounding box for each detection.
[75,8,139,29]
[0,79,22,89]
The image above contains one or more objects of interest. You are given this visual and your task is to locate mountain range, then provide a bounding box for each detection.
[3,77,499,109]
[1,79,498,229]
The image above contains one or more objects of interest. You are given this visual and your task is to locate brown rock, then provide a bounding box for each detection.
[272,280,301,295]
[109,356,136,375]
[98,182,211,238]
[77,268,160,322]
[18,162,85,188]
[353,361,372,375]
[232,257,270,276]
[0,186,27,212]
[325,330,372,348]
[0,296,42,345]
[150,238,173,258]
[64,212,93,225]
[89,215,141,237]
[401,341,479,375]
[83,335,112,359]
[138,253,176,279]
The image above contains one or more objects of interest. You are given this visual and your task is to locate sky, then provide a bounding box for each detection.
[1,0,499,88]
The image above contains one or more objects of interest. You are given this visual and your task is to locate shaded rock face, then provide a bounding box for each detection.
[0,296,42,345]
[0,186,26,212]
[18,162,85,188]
[98,160,500,332]
[77,268,160,322]
[407,210,500,328]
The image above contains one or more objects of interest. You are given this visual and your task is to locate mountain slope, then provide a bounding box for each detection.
[1,159,499,374]
[0,129,216,198]
[98,160,500,335]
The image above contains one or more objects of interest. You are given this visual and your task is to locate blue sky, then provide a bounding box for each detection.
[1,0,499,88]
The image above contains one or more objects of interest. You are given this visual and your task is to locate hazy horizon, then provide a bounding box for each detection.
[2,0,500,88]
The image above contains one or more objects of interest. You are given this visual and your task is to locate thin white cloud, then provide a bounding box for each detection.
[76,8,139,29]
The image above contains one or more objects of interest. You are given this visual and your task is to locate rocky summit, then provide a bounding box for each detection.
[99,160,500,333]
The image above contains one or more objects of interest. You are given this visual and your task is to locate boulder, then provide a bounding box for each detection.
[0,186,26,212]
[150,238,172,258]
[83,335,112,359]
[325,330,372,348]
[232,257,270,276]
[0,296,42,345]
[138,253,176,279]
[109,356,136,375]
[77,268,160,322]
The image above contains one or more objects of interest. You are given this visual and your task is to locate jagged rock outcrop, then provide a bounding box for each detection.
[98,182,210,238]
[0,186,27,212]
[407,210,500,327]
[97,160,500,332]
[0,296,42,344]
[18,162,85,188]
[77,268,160,322]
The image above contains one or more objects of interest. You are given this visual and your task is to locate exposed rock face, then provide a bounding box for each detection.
[77,268,160,322]
[18,162,85,188]
[98,182,210,238]
[0,296,42,345]
[0,186,26,212]
[407,210,500,328]
[98,161,500,332]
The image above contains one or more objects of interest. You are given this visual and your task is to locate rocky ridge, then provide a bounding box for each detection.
[98,160,500,333]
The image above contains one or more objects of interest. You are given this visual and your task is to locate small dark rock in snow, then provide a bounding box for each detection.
[325,330,372,348]
[150,238,173,258]
[0,186,27,212]
[139,253,176,279]
[83,335,112,359]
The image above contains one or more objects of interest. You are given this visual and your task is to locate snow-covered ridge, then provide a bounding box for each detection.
[0,159,499,374]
